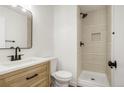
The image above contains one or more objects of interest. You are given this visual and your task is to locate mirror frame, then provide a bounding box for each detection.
[0,5,32,49]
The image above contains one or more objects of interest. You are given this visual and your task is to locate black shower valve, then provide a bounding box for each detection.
[80,41,84,47]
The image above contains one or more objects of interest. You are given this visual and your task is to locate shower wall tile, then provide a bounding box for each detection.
[82,54,106,65]
[81,7,107,73]
[82,8,107,26]
[83,63,106,73]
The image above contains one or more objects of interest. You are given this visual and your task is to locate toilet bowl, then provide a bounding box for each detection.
[52,71,72,87]
[50,59,72,87]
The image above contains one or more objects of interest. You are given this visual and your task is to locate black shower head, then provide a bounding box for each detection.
[82,13,88,18]
[80,13,88,19]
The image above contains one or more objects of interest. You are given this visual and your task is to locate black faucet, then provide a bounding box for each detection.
[8,46,24,61]
[15,47,21,60]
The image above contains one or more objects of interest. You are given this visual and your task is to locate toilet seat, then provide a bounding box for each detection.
[53,71,72,81]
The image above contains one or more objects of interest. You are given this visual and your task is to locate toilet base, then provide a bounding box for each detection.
[54,80,70,87]
[51,71,72,87]
[51,76,70,87]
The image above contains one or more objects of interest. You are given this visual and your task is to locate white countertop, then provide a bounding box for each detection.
[0,57,56,75]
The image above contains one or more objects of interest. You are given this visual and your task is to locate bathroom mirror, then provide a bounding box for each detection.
[0,5,32,49]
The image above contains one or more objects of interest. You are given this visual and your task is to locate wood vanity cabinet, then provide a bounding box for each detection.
[0,62,50,87]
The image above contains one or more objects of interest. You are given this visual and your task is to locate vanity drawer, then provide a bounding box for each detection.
[31,78,49,87]
[0,62,50,87]
[36,80,49,87]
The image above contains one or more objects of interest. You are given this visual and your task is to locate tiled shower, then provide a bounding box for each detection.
[77,5,111,86]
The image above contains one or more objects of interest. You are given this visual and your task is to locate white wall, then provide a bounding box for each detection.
[53,6,77,83]
[0,17,5,48]
[0,5,54,62]
[31,6,54,57]
[110,5,124,86]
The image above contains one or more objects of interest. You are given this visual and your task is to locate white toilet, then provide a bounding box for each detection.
[50,59,72,87]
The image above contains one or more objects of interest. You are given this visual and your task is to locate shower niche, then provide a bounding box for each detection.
[91,32,101,41]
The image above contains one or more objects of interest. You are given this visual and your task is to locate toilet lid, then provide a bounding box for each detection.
[55,71,72,79]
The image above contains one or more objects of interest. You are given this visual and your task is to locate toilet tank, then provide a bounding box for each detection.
[50,58,58,74]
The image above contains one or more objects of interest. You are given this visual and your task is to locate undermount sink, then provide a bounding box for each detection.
[0,57,47,67]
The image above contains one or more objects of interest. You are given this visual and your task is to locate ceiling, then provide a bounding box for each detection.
[79,5,106,13]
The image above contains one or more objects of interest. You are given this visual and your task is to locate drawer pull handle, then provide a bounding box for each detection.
[26,74,38,80]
